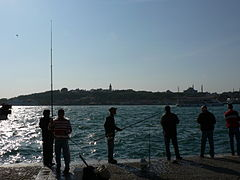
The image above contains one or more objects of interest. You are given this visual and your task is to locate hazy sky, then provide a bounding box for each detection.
[0,0,240,98]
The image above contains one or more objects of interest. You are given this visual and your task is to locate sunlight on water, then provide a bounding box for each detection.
[0,104,236,165]
[0,106,48,164]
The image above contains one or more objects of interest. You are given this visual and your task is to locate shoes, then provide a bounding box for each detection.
[108,159,117,164]
[63,169,69,175]
[46,162,55,169]
[176,157,183,160]
[49,162,55,166]
[56,166,61,174]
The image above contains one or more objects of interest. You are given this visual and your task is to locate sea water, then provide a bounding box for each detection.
[0,105,237,164]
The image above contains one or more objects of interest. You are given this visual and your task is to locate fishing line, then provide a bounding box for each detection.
[69,138,89,167]
[92,111,162,142]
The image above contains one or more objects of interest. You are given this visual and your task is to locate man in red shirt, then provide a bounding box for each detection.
[51,109,72,175]
[224,104,240,156]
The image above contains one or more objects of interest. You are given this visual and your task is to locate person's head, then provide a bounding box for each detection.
[228,103,233,110]
[109,107,117,115]
[201,105,207,112]
[58,109,65,118]
[43,109,50,117]
[165,105,171,113]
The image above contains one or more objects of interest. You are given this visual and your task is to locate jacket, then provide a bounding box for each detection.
[197,111,216,131]
[224,109,240,128]
[161,112,179,137]
[104,115,121,138]
[39,117,54,141]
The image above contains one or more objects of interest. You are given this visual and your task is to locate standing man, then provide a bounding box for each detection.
[39,109,54,168]
[104,107,122,164]
[51,109,72,175]
[224,104,240,156]
[197,105,216,158]
[161,105,182,161]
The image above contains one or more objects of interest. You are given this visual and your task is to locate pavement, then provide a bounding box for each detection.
[1,155,240,180]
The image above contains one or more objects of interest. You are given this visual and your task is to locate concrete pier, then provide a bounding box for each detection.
[1,155,240,180]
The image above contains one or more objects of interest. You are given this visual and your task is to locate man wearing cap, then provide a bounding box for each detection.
[197,105,216,158]
[224,104,240,156]
[104,107,122,164]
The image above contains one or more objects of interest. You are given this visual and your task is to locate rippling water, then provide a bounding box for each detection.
[0,105,237,164]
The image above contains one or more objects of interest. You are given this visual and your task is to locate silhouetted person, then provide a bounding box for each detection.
[197,105,216,158]
[51,109,72,175]
[104,107,122,164]
[161,105,182,161]
[39,109,54,168]
[224,104,240,156]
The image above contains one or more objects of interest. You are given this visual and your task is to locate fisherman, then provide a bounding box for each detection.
[224,104,240,156]
[39,109,54,168]
[161,105,182,161]
[104,107,122,164]
[197,105,216,158]
[50,109,72,175]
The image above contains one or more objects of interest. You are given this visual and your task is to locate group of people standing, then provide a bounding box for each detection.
[161,104,240,161]
[39,104,240,175]
[39,109,72,175]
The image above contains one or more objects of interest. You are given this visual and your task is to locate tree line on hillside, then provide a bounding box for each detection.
[0,88,240,106]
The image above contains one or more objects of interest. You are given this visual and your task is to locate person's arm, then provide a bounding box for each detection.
[212,113,216,124]
[104,118,113,137]
[160,116,165,126]
[197,114,201,124]
[236,111,240,122]
[68,121,72,134]
[39,118,43,129]
[48,119,54,131]
[115,125,122,131]
[175,114,180,124]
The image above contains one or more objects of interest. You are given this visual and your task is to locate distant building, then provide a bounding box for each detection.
[61,88,68,93]
[201,85,204,93]
[109,84,112,91]
[183,87,198,94]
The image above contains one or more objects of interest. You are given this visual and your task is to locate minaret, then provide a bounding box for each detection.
[109,83,112,91]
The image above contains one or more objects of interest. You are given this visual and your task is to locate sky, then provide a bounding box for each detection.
[0,0,240,98]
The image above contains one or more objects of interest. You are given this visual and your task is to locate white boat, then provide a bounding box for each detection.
[176,97,223,107]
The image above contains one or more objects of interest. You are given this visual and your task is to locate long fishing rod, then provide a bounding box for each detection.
[93,111,161,142]
[69,138,89,167]
[121,111,161,130]
[50,20,54,117]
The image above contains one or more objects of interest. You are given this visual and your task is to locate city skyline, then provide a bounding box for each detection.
[0,0,240,98]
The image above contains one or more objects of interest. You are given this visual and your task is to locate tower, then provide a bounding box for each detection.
[201,85,203,93]
[109,83,112,91]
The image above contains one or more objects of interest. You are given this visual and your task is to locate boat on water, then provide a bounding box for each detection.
[176,97,224,107]
[0,104,12,120]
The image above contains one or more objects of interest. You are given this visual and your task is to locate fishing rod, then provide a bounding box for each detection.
[93,111,161,142]
[121,111,161,130]
[50,20,54,118]
[69,138,89,167]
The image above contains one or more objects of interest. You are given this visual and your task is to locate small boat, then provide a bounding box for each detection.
[0,104,12,120]
[176,97,224,107]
